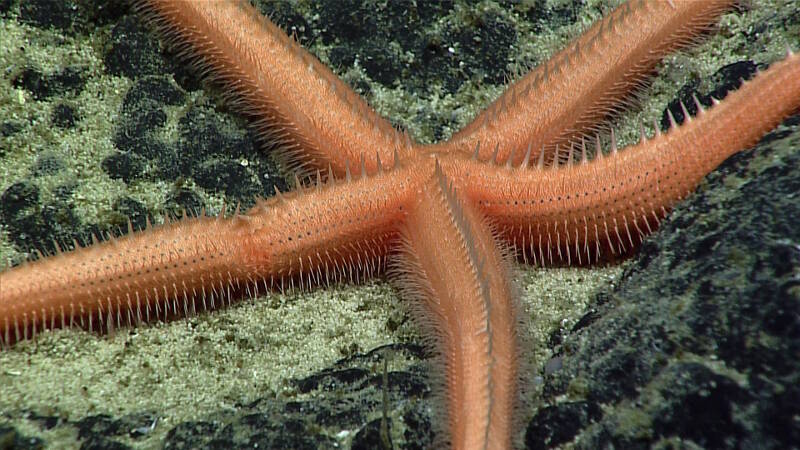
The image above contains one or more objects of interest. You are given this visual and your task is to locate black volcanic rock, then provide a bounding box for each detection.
[526,113,800,449]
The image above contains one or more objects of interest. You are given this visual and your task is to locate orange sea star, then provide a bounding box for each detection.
[1,0,800,450]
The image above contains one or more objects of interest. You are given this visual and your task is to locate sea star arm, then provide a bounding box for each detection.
[0,165,422,346]
[394,163,519,450]
[132,0,410,177]
[441,50,800,265]
[429,0,735,165]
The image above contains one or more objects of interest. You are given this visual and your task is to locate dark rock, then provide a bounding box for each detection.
[177,107,286,202]
[256,1,312,46]
[163,421,222,450]
[101,150,148,183]
[401,405,435,450]
[295,367,370,393]
[178,109,253,162]
[522,0,585,32]
[76,412,158,443]
[311,399,367,428]
[111,77,188,181]
[249,418,332,450]
[51,103,78,128]
[0,424,45,449]
[358,370,429,398]
[650,363,748,447]
[453,11,516,86]
[0,181,39,220]
[165,188,205,218]
[32,152,65,176]
[0,0,13,16]
[110,75,286,207]
[159,343,430,448]
[527,112,800,449]
[79,436,131,450]
[0,121,23,137]
[0,180,88,255]
[312,0,457,93]
[525,401,601,450]
[13,67,85,100]
[25,412,61,430]
[193,158,261,199]
[104,16,166,78]
[115,108,167,155]
[351,418,393,450]
[76,414,122,439]
[662,60,758,129]
[19,0,80,31]
[112,197,149,232]
[122,76,185,110]
[88,0,129,27]
[39,205,81,249]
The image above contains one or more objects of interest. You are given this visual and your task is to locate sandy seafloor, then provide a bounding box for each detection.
[0,0,798,448]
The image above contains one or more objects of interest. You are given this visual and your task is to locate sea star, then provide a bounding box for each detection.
[0,0,796,450]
